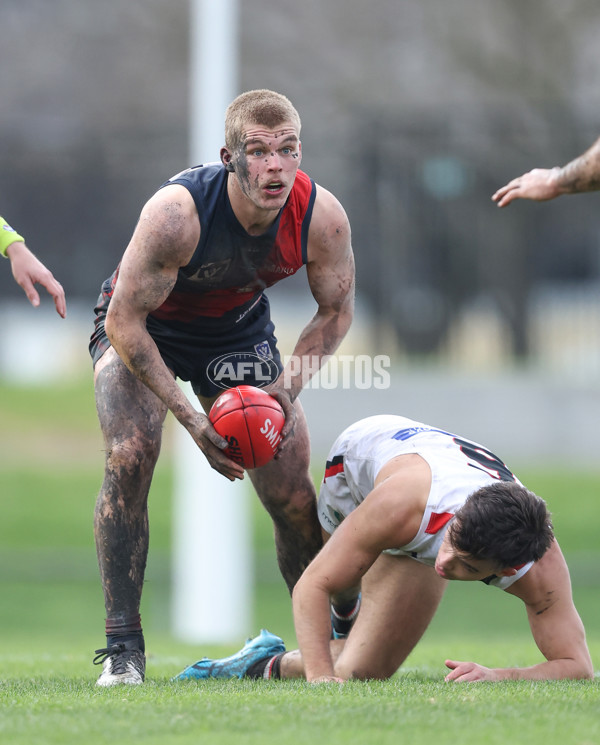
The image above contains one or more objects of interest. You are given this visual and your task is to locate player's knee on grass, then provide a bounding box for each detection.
[334,658,396,681]
[334,639,400,681]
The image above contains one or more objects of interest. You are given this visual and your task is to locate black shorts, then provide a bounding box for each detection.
[89,290,283,397]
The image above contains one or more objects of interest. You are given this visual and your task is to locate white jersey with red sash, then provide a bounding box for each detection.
[317,415,533,590]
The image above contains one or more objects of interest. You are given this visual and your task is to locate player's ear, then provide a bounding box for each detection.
[220,148,235,172]
[498,567,518,577]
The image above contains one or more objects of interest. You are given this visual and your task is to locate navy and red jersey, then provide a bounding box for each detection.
[101,163,316,334]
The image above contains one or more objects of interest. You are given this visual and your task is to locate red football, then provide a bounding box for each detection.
[208,385,285,469]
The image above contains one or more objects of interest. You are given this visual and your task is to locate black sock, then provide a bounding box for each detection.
[331,597,360,618]
[105,631,145,653]
[245,653,285,679]
[105,614,145,652]
[267,653,284,679]
[331,595,361,638]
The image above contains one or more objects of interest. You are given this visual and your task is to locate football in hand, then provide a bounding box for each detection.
[208,385,285,469]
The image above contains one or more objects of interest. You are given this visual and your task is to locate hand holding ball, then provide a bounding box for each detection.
[208,385,285,469]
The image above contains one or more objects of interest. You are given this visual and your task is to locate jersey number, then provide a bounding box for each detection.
[453,437,515,482]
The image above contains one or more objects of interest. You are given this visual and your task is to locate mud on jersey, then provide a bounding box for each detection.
[99,163,316,333]
[151,163,316,325]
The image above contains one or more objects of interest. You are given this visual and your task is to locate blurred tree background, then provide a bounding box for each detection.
[1,0,599,370]
[1,1,599,656]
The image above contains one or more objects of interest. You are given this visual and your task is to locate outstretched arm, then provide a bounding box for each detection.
[293,468,424,682]
[1,216,66,318]
[292,516,382,683]
[444,540,593,682]
[6,241,66,318]
[492,136,600,207]
[105,185,244,481]
[269,185,355,440]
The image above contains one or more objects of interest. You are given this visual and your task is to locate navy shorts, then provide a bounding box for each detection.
[89,290,283,397]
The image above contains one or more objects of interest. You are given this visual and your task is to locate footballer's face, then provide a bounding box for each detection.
[222,121,302,212]
[434,531,512,582]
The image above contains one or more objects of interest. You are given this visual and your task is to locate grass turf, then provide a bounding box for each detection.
[1,674,599,745]
[1,378,599,744]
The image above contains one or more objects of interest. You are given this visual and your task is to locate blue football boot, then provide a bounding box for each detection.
[174,629,286,681]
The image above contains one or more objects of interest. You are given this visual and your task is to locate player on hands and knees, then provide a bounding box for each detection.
[175,415,593,684]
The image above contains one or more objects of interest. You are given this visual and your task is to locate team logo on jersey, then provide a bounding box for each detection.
[207,351,280,390]
[254,341,273,359]
[188,259,231,283]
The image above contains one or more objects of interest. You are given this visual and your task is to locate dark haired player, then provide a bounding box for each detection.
[90,89,354,685]
[176,415,593,683]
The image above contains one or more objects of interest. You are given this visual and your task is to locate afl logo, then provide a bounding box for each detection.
[207,352,280,390]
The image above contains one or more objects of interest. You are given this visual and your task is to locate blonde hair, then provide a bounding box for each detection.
[225,89,301,149]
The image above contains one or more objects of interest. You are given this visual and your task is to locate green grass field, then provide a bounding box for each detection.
[0,378,599,744]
